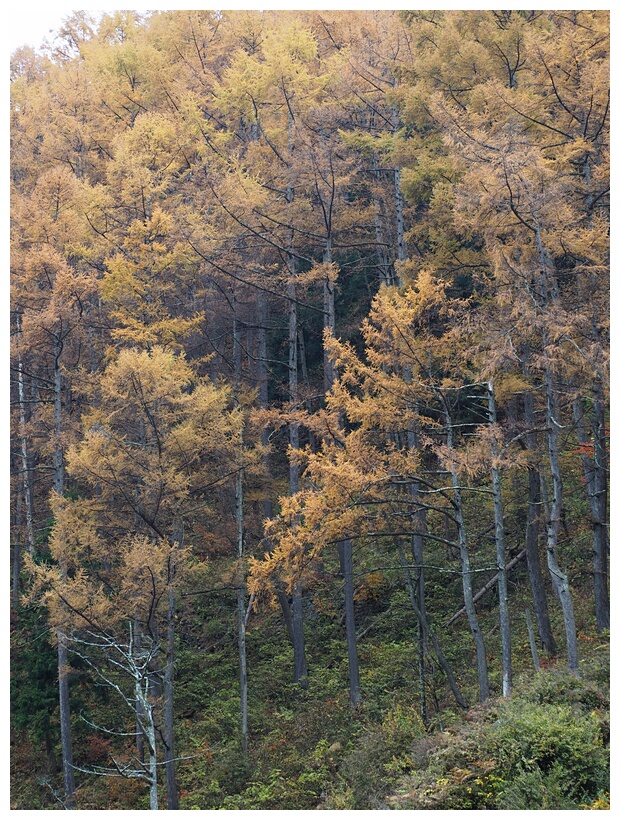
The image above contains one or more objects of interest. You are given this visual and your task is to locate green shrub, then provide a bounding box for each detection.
[385,666,609,811]
[490,700,608,809]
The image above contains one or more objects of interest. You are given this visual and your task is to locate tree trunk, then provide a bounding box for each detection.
[236,452,248,756]
[525,609,541,673]
[407,423,429,718]
[445,406,489,702]
[371,153,392,286]
[233,300,249,756]
[53,332,76,808]
[286,278,308,687]
[16,314,35,560]
[256,290,274,520]
[392,107,406,282]
[394,167,406,279]
[163,586,179,809]
[285,135,309,686]
[291,581,308,688]
[12,488,22,607]
[573,395,610,631]
[445,549,526,627]
[397,543,467,711]
[338,538,361,707]
[488,381,511,697]
[535,226,579,672]
[522,379,557,654]
[323,238,337,392]
[144,683,159,811]
[134,619,145,765]
[276,585,295,644]
[543,361,579,673]
[58,637,76,809]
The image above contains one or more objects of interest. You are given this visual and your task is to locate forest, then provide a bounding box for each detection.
[9,9,610,811]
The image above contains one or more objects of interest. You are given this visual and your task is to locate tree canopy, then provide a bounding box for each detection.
[11,9,609,811]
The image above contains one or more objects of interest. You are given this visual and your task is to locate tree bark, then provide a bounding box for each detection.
[397,543,467,711]
[407,423,429,719]
[445,549,526,627]
[535,224,579,673]
[573,395,610,631]
[522,379,557,654]
[285,128,309,686]
[257,289,274,520]
[392,107,406,283]
[16,314,35,560]
[57,637,76,809]
[233,300,249,756]
[163,585,179,809]
[525,609,541,673]
[445,405,489,702]
[323,238,337,392]
[488,381,511,697]
[291,581,308,688]
[338,538,361,707]
[134,619,145,765]
[371,153,392,286]
[53,331,76,808]
[543,362,579,673]
[145,681,159,811]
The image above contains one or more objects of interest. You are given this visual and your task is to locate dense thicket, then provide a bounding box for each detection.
[10,10,609,810]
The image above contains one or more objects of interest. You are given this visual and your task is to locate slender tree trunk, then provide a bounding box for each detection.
[573,395,610,631]
[591,383,610,631]
[12,491,22,607]
[163,579,179,808]
[445,406,489,702]
[256,290,274,520]
[338,538,361,707]
[287,278,308,687]
[578,155,608,631]
[285,128,309,686]
[445,549,526,627]
[276,585,295,644]
[53,337,64,496]
[134,619,145,765]
[525,609,541,672]
[543,361,579,673]
[525,465,557,652]
[392,107,406,283]
[236,465,248,755]
[488,381,511,697]
[57,638,75,809]
[394,167,406,279]
[407,424,429,718]
[535,226,579,672]
[144,683,159,811]
[257,292,300,654]
[323,238,337,392]
[53,332,76,809]
[323,234,360,703]
[522,378,557,654]
[16,314,35,559]
[291,581,308,688]
[233,299,249,756]
[371,153,391,287]
[397,543,467,711]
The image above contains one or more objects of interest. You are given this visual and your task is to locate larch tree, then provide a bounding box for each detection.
[27,347,242,809]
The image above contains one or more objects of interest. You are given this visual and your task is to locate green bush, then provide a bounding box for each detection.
[384,663,610,811]
[490,700,608,809]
